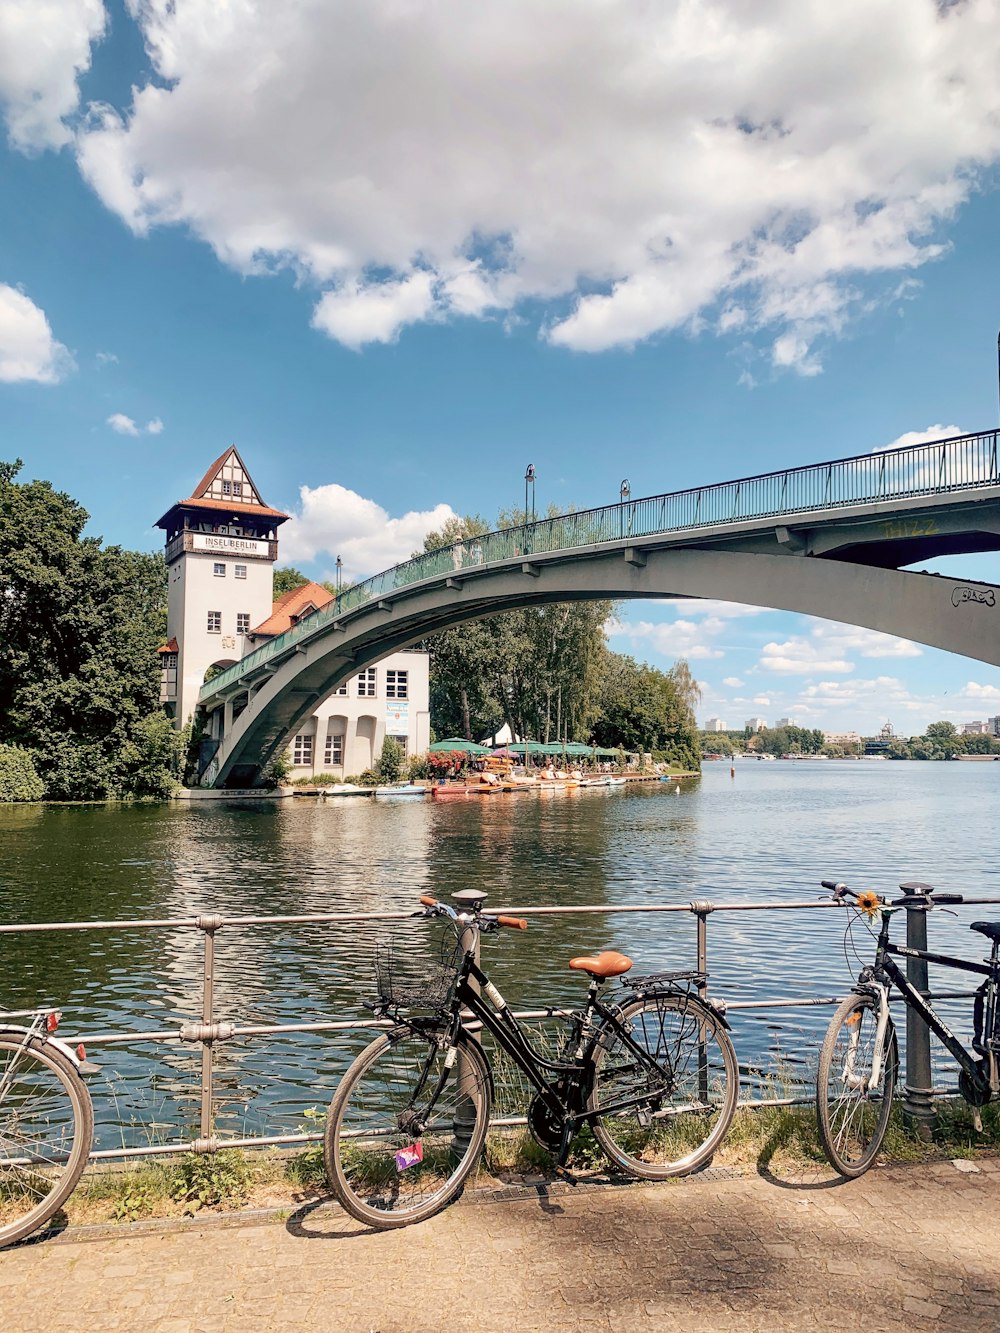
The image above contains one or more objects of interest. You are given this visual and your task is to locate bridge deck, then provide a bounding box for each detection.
[201,428,999,705]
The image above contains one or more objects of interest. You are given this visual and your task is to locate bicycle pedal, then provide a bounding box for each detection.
[553,1166,580,1187]
[972,1108,984,1133]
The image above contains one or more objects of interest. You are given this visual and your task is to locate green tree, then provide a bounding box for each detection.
[375,736,405,784]
[0,745,44,801]
[272,566,309,597]
[0,460,172,799]
[591,654,700,768]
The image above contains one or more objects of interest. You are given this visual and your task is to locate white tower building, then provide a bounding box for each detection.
[155,448,289,726]
[156,449,430,779]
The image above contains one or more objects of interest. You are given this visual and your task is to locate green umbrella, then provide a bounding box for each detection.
[428,738,491,755]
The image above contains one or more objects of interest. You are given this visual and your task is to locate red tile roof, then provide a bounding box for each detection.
[173,496,289,520]
[158,638,179,655]
[249,581,334,638]
[191,448,235,501]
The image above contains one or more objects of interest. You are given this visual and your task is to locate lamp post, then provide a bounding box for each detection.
[335,555,343,611]
[524,463,536,554]
[620,479,630,539]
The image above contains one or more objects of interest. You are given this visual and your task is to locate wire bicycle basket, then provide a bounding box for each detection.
[371,929,463,1018]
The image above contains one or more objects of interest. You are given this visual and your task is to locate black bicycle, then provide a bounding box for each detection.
[816,879,999,1178]
[324,889,738,1228]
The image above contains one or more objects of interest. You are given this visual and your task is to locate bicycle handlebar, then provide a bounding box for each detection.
[821,880,964,909]
[416,896,528,930]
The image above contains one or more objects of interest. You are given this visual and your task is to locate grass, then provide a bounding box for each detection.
[18,1094,1000,1235]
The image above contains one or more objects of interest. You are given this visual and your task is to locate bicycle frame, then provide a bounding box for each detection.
[442,951,690,1133]
[859,913,999,1098]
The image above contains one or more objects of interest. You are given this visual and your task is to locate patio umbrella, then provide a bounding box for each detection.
[428,738,491,755]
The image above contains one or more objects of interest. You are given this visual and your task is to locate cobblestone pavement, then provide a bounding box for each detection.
[2,1158,999,1332]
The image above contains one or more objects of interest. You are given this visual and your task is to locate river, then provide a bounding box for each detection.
[1,761,997,1150]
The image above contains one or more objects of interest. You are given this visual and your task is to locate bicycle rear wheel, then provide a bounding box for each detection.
[325,1028,492,1228]
[817,993,897,1178]
[0,1036,93,1248]
[589,993,738,1179]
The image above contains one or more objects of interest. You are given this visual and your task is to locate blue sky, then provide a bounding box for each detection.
[2,0,999,735]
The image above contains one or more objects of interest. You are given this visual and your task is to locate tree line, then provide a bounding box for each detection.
[700,720,1000,760]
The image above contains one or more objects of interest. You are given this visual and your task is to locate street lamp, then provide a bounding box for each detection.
[619,479,630,539]
[524,464,536,524]
[524,464,536,555]
[335,555,343,610]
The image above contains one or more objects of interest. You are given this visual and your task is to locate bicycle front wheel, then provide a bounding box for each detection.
[0,1036,93,1248]
[817,993,897,1178]
[589,993,738,1179]
[325,1028,492,1228]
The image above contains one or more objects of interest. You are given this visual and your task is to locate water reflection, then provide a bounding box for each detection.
[0,763,997,1149]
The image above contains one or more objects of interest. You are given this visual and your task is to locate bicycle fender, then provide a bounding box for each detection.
[0,1027,84,1071]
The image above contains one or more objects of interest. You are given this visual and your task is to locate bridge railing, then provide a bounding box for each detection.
[202,428,999,702]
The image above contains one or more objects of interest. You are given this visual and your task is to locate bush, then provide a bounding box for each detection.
[375,736,404,784]
[406,754,430,781]
[0,745,44,802]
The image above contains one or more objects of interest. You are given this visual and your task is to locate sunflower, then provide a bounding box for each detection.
[857,890,881,920]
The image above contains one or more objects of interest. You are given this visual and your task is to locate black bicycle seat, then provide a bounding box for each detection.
[970,921,1000,943]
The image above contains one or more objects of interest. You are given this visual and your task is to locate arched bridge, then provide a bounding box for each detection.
[198,429,1000,787]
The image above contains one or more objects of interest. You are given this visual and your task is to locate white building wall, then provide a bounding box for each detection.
[287,649,431,779]
[169,547,274,725]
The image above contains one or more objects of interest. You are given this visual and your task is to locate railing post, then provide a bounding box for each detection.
[691,901,713,1102]
[196,915,223,1148]
[901,888,935,1138]
[451,891,485,1155]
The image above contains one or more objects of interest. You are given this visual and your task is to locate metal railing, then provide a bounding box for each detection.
[3,891,997,1162]
[201,428,999,702]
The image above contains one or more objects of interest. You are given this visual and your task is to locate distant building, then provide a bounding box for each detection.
[704,718,726,732]
[961,721,990,735]
[823,731,861,748]
[744,717,767,733]
[990,716,1000,738]
[775,717,797,729]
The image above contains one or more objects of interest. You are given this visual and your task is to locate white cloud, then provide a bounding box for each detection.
[654,599,769,620]
[607,616,725,661]
[0,283,73,383]
[962,681,1000,703]
[876,424,964,452]
[722,676,744,688]
[752,695,771,707]
[107,412,139,436]
[95,349,118,365]
[0,0,106,151]
[66,0,1000,361]
[281,482,457,576]
[759,622,921,674]
[107,412,164,436]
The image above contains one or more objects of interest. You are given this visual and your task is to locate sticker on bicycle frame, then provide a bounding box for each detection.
[395,1143,424,1172]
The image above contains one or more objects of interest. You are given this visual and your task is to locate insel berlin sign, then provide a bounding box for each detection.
[192,534,271,558]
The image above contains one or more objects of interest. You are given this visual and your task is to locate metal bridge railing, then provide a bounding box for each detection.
[3,892,998,1163]
[201,428,999,703]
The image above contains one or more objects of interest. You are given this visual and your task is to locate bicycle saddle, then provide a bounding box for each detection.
[569,951,633,978]
[970,921,1000,943]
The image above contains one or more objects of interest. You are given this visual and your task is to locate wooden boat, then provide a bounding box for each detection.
[374,784,429,799]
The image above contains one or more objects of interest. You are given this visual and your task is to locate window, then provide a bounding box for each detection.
[235,564,247,580]
[236,612,250,634]
[232,481,243,496]
[207,611,221,633]
[385,669,408,699]
[292,734,314,765]
[357,668,376,697]
[334,683,348,696]
[324,733,344,766]
[213,562,226,577]
[222,480,232,496]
